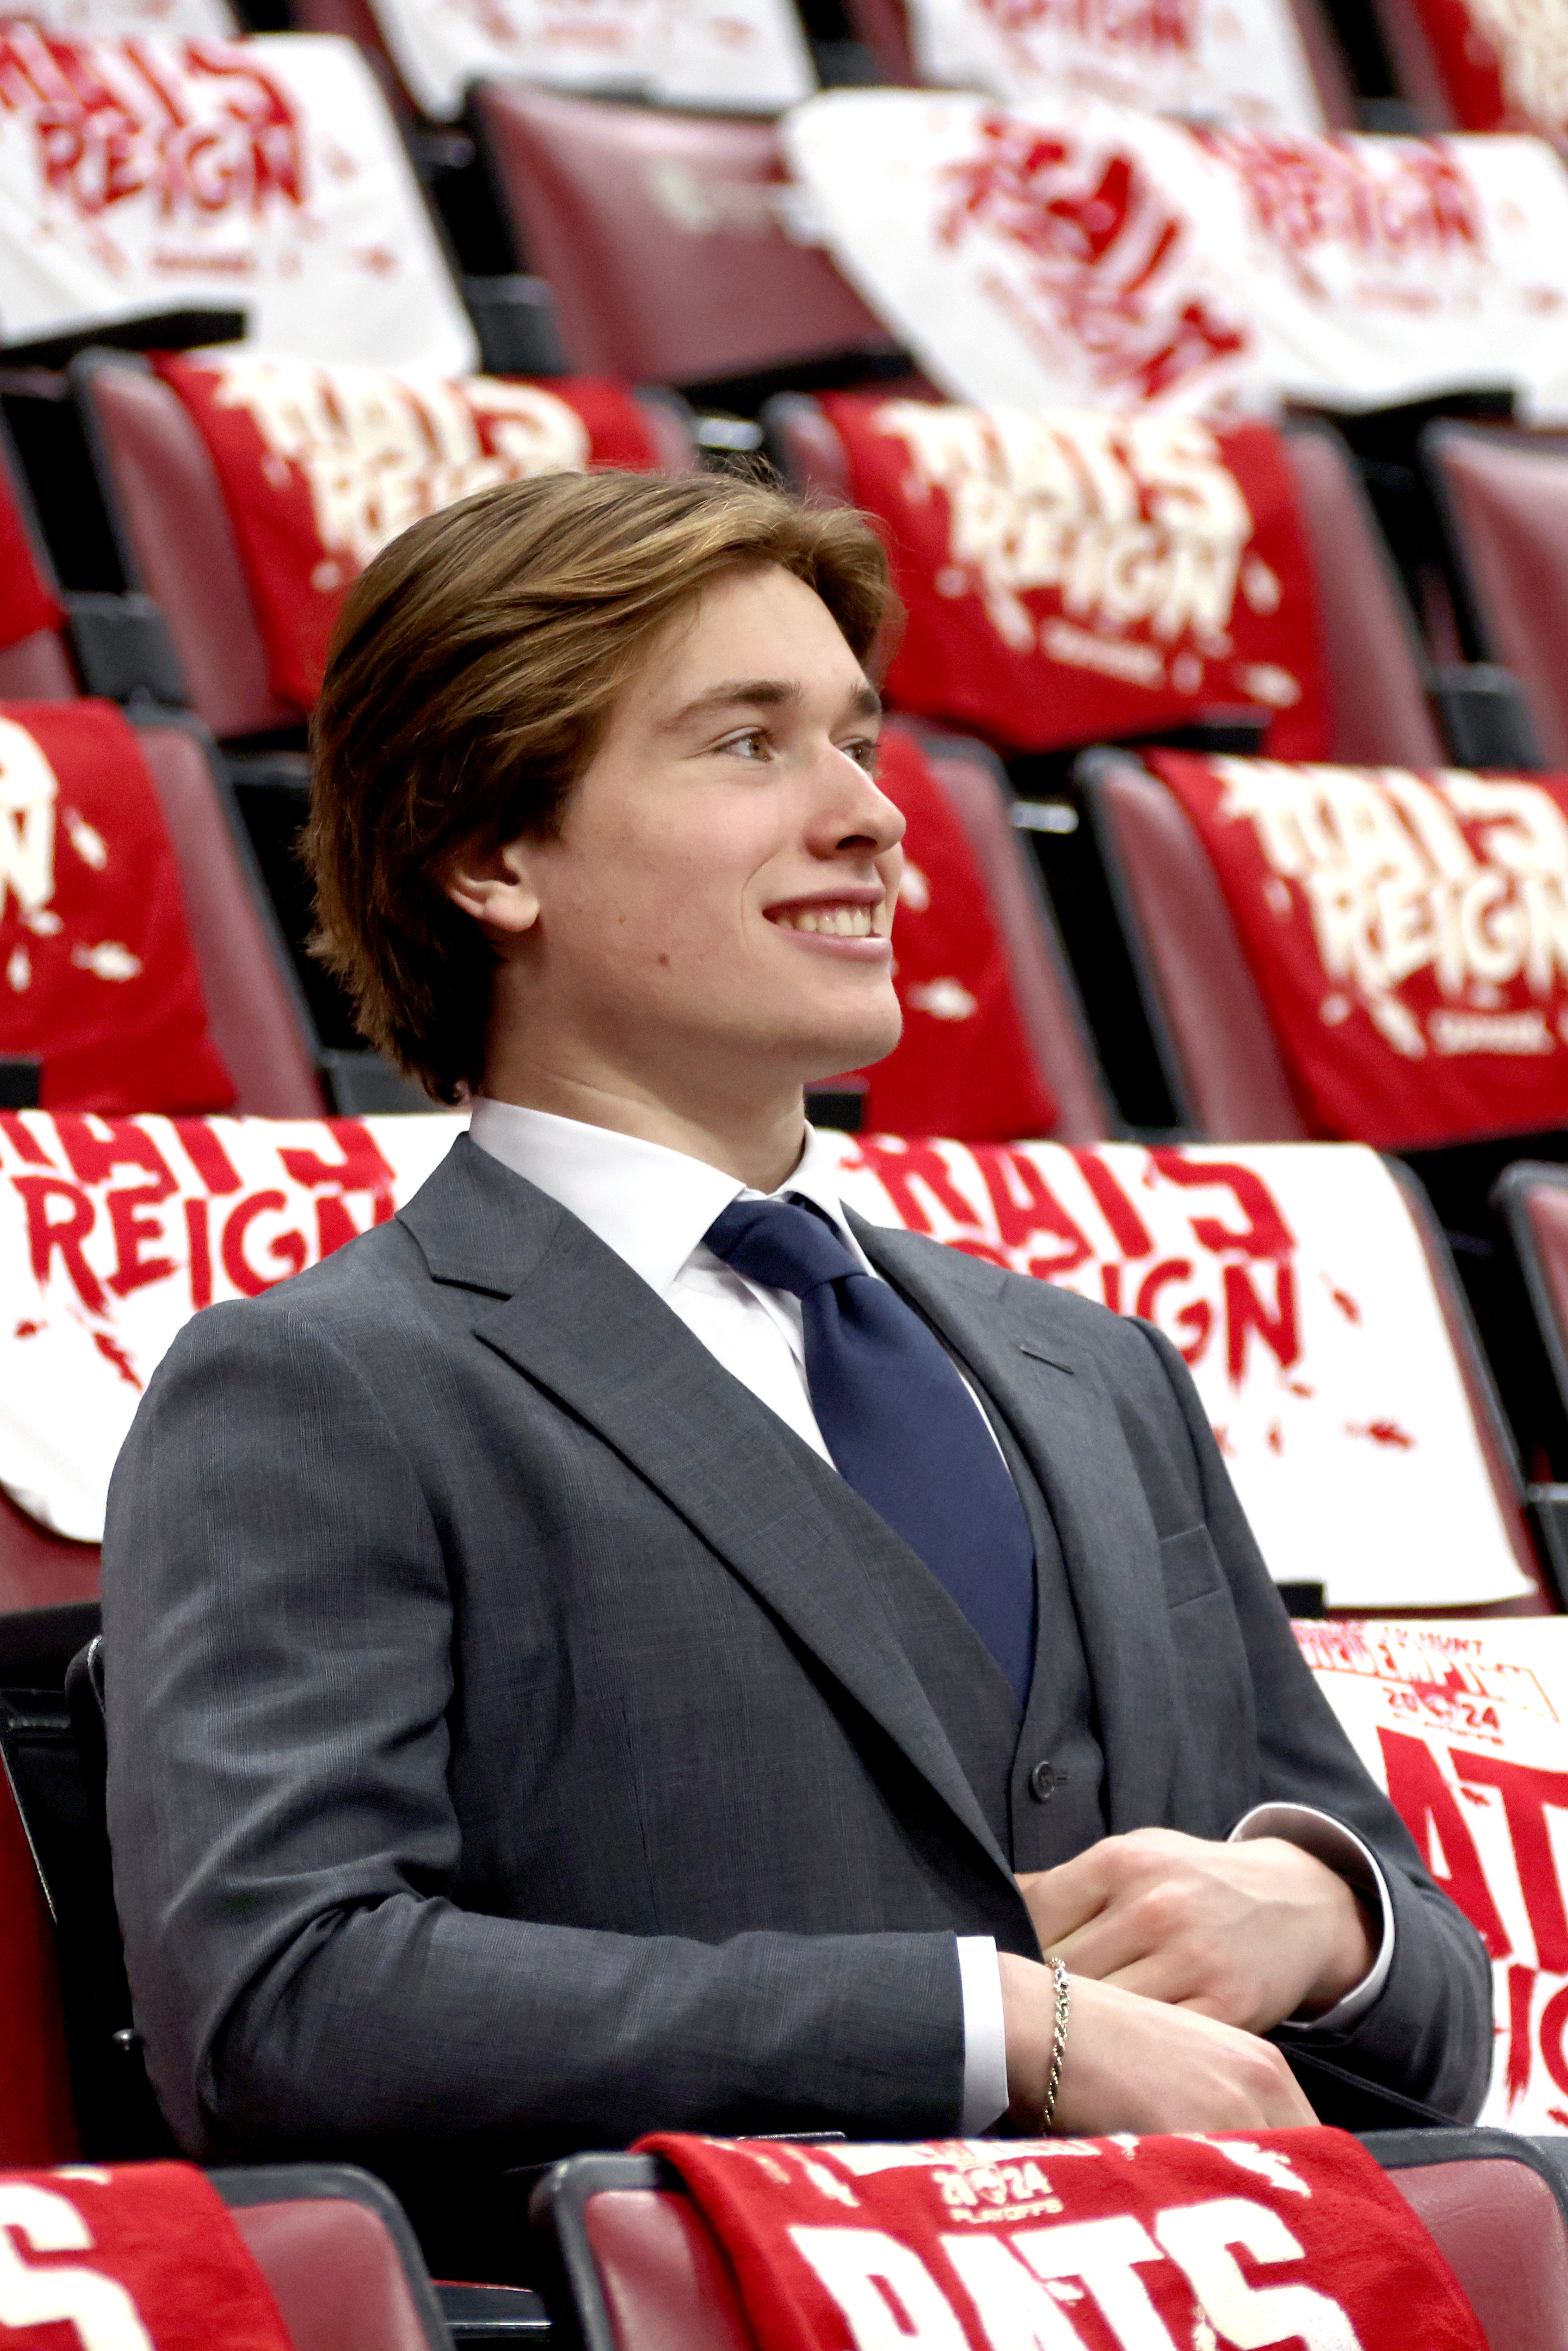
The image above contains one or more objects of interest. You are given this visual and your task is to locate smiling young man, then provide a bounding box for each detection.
[103,470,1490,2277]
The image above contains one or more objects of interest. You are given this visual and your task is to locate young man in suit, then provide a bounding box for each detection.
[104,470,1490,2275]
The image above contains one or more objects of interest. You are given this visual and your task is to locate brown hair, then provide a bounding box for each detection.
[305,467,893,1103]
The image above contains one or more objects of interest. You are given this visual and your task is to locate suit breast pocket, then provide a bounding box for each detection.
[1158,1522,1226,1609]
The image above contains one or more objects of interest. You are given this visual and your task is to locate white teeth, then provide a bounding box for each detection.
[776,904,874,937]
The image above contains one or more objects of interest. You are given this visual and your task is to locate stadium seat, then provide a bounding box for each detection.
[470,85,904,391]
[72,352,698,744]
[879,721,1115,1142]
[1495,1160,1568,1440]
[0,1730,76,2166]
[0,1495,100,1615]
[0,415,74,703]
[767,401,1445,766]
[529,2134,1568,2351]
[1424,424,1568,769]
[210,2165,463,2351]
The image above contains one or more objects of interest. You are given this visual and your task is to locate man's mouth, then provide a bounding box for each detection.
[768,902,878,938]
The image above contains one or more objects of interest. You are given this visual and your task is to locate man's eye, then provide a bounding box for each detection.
[720,730,769,759]
[844,737,881,772]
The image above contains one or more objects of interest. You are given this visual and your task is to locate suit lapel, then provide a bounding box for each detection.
[400,1139,1019,1896]
[850,1216,1181,1832]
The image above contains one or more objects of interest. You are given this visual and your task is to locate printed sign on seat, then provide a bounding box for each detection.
[0,421,71,703]
[367,0,814,127]
[782,89,1568,419]
[1098,751,1568,1149]
[0,30,477,370]
[775,396,1331,757]
[904,0,1330,132]
[1301,1615,1568,2142]
[150,353,673,716]
[0,1117,1537,1609]
[541,2132,1495,2351]
[0,703,237,1118]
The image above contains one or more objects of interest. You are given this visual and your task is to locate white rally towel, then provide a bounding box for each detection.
[906,0,1324,135]
[0,1117,1531,1611]
[1300,1617,1568,2134]
[3,0,237,34]
[782,89,1568,420]
[367,0,814,128]
[0,29,477,370]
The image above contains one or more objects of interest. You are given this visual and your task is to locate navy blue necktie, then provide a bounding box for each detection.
[705,1195,1036,1706]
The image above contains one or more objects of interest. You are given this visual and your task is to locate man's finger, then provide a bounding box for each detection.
[1017,1846,1115,1947]
[1046,1909,1160,1983]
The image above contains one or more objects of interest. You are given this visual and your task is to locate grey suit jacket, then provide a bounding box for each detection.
[103,1135,1491,2199]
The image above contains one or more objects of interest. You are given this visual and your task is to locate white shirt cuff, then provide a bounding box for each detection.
[1228,1801,1395,2032]
[956,1935,1009,2133]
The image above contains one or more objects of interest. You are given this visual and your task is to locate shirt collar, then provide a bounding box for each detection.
[467,1098,862,1297]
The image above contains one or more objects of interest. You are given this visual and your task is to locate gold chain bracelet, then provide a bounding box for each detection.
[1040,1957,1070,2133]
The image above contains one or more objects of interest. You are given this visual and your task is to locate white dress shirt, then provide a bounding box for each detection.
[468,1098,1392,2132]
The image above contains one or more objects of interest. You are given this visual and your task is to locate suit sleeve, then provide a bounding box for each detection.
[1135,1320,1494,2125]
[103,1299,968,2167]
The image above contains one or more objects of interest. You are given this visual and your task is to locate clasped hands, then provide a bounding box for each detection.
[1001,1827,1376,2135]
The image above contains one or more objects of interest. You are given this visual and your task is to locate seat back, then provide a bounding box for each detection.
[1495,1160,1568,1424]
[0,1743,77,2167]
[905,726,1113,1142]
[75,358,293,742]
[213,2166,456,2351]
[1281,422,1445,767]
[1368,0,1459,127]
[0,414,74,703]
[1081,749,1305,1141]
[473,85,899,388]
[0,1494,100,1615]
[536,2138,1568,2351]
[135,721,328,1118]
[1425,424,1568,768]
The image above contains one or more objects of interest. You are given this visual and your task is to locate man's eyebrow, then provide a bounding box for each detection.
[660,676,882,731]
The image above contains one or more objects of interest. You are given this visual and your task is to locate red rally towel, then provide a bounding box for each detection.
[0,701,236,1116]
[1149,750,1568,1148]
[849,730,1057,1142]
[0,2161,295,2350]
[155,354,664,713]
[636,2127,1489,2351]
[823,398,1330,760]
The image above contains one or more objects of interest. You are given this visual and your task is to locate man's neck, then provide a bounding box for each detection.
[477,1065,810,1194]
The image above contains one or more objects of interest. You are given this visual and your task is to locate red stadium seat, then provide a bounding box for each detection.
[213,2166,461,2351]
[0,1495,100,1615]
[768,401,1444,767]
[1424,424,1568,769]
[1495,1160,1568,1436]
[886,722,1115,1142]
[73,352,699,744]
[471,85,903,390]
[0,415,74,704]
[0,1749,77,2167]
[530,2135,1568,2351]
[133,722,328,1120]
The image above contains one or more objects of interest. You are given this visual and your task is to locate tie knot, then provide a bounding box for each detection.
[704,1195,862,1300]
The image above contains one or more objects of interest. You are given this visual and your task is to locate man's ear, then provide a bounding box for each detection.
[444,836,542,951]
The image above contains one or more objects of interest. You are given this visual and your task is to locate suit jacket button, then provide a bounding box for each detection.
[1029,1760,1063,1803]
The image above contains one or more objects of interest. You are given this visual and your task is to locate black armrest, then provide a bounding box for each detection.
[65,592,190,707]
[1428,663,1544,769]
[461,277,571,378]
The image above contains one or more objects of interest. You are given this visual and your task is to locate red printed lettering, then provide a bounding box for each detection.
[106,1182,175,1299]
[1149,1148,1295,1259]
[1377,1728,1509,1957]
[1452,1746,1568,1973]
[1071,1149,1155,1258]
[851,1139,984,1233]
[14,1175,105,1315]
[221,1190,308,1296]
[52,1114,175,1200]
[973,1147,1091,1271]
[1223,1260,1300,1384]
[185,1195,212,1311]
